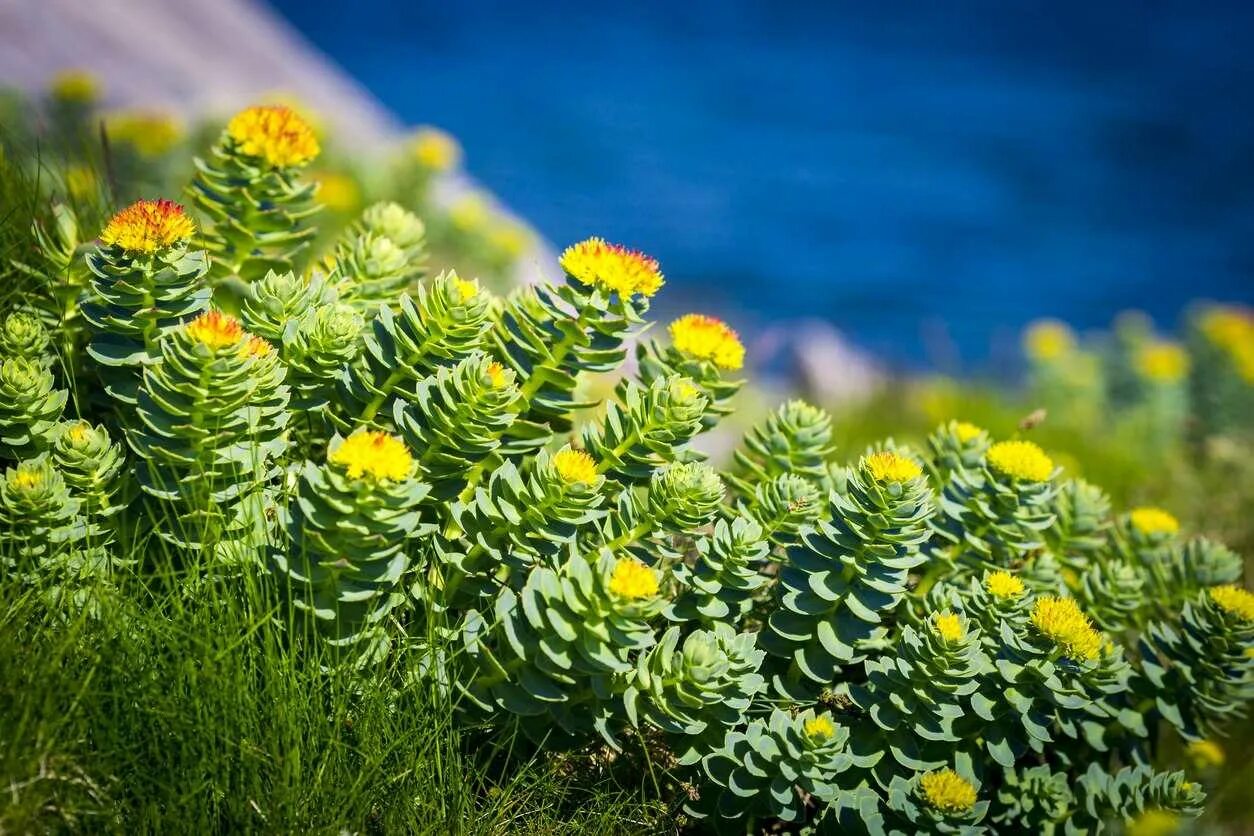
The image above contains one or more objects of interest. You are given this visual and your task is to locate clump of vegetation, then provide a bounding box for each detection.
[1,79,1252,835]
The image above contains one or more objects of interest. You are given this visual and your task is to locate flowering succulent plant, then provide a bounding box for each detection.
[0,105,1250,834]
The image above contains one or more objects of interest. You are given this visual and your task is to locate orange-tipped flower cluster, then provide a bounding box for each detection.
[669,314,745,370]
[559,237,664,298]
[226,105,320,168]
[99,199,196,253]
[184,311,245,350]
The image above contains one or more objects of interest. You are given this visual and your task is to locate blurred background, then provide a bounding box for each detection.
[272,0,1254,369]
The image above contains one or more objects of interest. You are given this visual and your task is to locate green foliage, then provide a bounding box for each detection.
[336,271,491,429]
[0,455,77,564]
[1137,588,1254,742]
[272,432,430,662]
[329,200,427,311]
[393,351,521,494]
[581,375,708,482]
[762,452,934,696]
[81,230,211,404]
[1,106,1251,835]
[0,310,51,359]
[0,355,66,457]
[188,115,320,284]
[692,708,851,823]
[933,448,1058,573]
[490,275,646,441]
[126,313,288,554]
[730,397,835,492]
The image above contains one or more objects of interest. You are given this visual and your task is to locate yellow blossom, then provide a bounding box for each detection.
[1125,809,1179,836]
[410,127,461,171]
[1129,507,1179,537]
[1031,596,1103,661]
[50,69,99,104]
[99,199,196,253]
[239,335,275,359]
[1135,341,1189,383]
[552,449,597,484]
[184,311,245,350]
[9,468,42,491]
[488,222,530,259]
[1023,319,1075,361]
[864,450,922,484]
[311,171,361,212]
[669,313,745,370]
[226,105,319,168]
[485,361,509,388]
[559,237,665,298]
[954,421,984,443]
[608,558,659,600]
[329,431,413,482]
[986,440,1054,482]
[105,110,183,157]
[919,769,977,814]
[986,571,1025,599]
[1185,739,1225,769]
[1199,306,1252,352]
[449,194,490,232]
[66,422,92,444]
[1209,585,1254,622]
[934,613,965,643]
[452,276,479,302]
[803,715,836,741]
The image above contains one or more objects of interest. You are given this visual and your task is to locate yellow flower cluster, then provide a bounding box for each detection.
[668,314,745,370]
[864,450,922,483]
[552,449,598,484]
[918,769,977,814]
[1023,319,1076,361]
[9,466,44,491]
[329,431,414,482]
[933,613,965,644]
[1135,341,1189,383]
[240,334,276,359]
[953,421,984,443]
[1209,585,1254,623]
[803,715,836,741]
[185,311,245,350]
[310,170,361,212]
[1031,596,1103,661]
[985,571,1025,599]
[1125,809,1180,836]
[986,440,1054,483]
[226,105,320,168]
[485,361,509,389]
[449,194,490,232]
[1199,306,1254,382]
[410,127,462,172]
[1129,506,1179,537]
[608,558,659,600]
[99,199,196,253]
[50,69,99,103]
[1185,739,1225,769]
[559,237,664,298]
[105,110,183,157]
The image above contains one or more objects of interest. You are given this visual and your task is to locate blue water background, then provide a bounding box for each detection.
[271,0,1254,369]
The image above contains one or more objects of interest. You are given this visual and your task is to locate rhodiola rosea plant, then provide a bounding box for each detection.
[1,104,1251,835]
